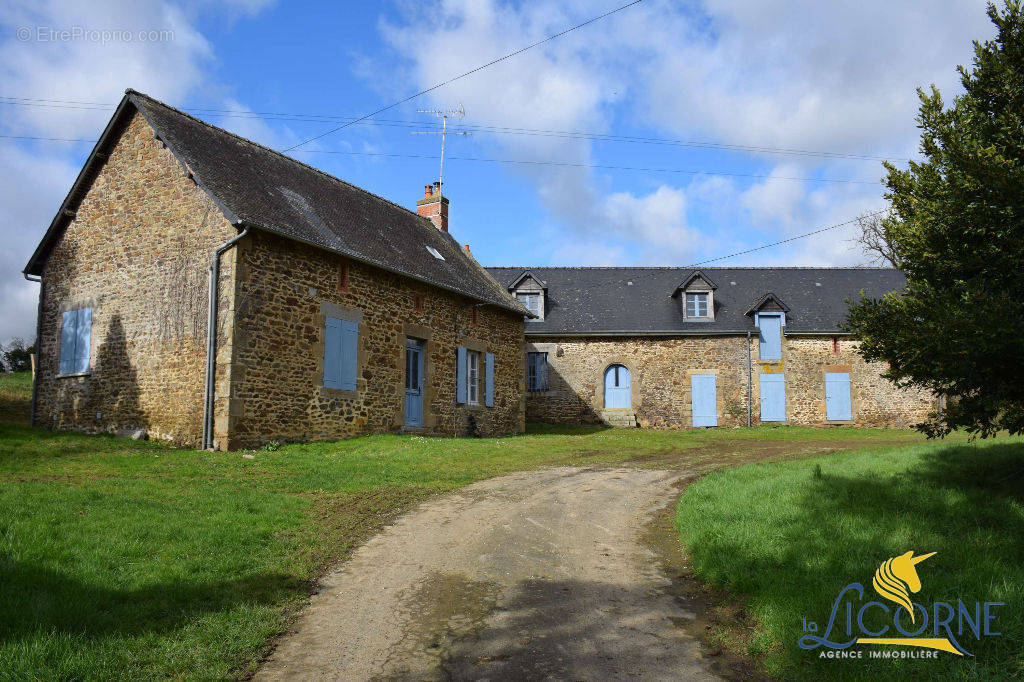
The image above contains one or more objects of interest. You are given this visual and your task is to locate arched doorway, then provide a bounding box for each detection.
[604,364,631,408]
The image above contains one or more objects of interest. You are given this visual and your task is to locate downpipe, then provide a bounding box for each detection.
[24,272,43,427]
[746,330,752,427]
[201,225,250,450]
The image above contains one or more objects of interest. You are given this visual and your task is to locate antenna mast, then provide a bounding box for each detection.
[412,105,470,203]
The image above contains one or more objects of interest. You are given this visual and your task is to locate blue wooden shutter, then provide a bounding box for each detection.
[691,374,717,427]
[485,352,495,407]
[60,310,76,374]
[323,317,343,389]
[758,314,782,360]
[759,373,786,422]
[825,372,852,420]
[456,346,467,404]
[340,320,358,390]
[74,307,92,373]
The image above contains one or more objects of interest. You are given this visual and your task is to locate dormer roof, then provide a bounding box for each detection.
[672,270,718,296]
[506,270,548,292]
[745,292,791,316]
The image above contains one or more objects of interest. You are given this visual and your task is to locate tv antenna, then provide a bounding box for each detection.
[412,105,470,203]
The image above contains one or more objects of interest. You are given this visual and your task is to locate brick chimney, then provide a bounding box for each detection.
[416,181,449,232]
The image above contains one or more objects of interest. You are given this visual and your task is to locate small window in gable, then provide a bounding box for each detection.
[685,292,709,318]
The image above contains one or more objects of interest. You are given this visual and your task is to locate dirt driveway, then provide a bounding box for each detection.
[257,466,723,681]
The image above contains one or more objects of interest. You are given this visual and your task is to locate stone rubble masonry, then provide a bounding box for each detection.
[225,230,525,449]
[35,112,238,446]
[34,110,526,449]
[525,333,934,429]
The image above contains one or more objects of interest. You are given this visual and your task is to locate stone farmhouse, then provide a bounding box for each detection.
[485,267,934,429]
[23,90,933,449]
[24,90,529,450]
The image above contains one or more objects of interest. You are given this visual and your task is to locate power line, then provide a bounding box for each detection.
[687,210,885,266]
[0,96,908,162]
[296,149,882,185]
[281,0,644,151]
[0,133,882,185]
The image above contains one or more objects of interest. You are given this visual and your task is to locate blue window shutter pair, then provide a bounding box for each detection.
[456,346,467,404]
[60,307,92,374]
[485,353,495,407]
[324,317,358,390]
[758,314,783,360]
[825,372,853,420]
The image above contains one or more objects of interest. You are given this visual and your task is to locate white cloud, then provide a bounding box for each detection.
[373,0,993,269]
[0,0,273,344]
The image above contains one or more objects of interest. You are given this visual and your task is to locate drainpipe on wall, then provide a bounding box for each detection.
[201,224,250,450]
[746,330,752,427]
[24,272,43,428]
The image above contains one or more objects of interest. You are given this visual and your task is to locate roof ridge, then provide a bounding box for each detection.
[124,89,430,225]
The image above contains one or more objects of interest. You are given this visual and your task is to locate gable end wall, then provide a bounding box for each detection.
[34,111,239,445]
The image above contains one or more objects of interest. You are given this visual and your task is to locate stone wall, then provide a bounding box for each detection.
[525,333,934,429]
[34,112,238,445]
[223,230,525,449]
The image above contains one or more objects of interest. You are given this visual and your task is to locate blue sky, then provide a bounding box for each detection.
[0,0,994,342]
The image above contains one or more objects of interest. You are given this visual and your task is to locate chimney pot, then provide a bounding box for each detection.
[416,180,449,233]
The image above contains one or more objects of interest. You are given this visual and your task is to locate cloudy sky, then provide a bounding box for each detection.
[0,0,994,343]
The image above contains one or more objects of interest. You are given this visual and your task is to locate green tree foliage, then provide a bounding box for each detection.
[847,1,1024,437]
[2,338,35,373]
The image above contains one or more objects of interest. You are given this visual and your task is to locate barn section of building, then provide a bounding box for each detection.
[487,266,935,429]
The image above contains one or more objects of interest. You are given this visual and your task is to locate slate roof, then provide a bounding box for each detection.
[25,90,527,316]
[486,267,906,335]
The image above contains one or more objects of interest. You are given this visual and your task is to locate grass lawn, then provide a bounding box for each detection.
[0,371,32,424]
[676,439,1024,680]
[0,392,935,682]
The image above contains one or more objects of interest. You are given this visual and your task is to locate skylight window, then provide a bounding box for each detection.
[426,245,445,260]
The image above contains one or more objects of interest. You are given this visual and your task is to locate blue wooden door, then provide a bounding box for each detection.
[691,374,717,427]
[604,364,631,408]
[825,372,853,420]
[758,314,783,360]
[760,373,786,422]
[404,339,423,426]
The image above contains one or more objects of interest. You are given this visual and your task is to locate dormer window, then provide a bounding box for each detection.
[517,292,542,317]
[685,292,709,318]
[506,270,547,321]
[674,270,716,321]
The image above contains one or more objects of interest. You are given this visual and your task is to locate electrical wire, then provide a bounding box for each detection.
[281,0,645,151]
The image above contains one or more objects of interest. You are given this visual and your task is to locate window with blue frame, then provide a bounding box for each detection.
[516,292,542,317]
[527,352,548,391]
[685,292,709,318]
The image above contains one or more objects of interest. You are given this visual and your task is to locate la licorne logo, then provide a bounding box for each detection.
[799,551,1004,659]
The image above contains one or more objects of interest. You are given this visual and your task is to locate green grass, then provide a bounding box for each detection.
[0,371,32,423]
[676,439,1024,680]
[0,418,931,680]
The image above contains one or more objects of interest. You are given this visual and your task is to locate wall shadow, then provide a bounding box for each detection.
[526,361,605,426]
[92,314,148,433]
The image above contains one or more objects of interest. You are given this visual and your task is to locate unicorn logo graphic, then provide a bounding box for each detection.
[872,550,936,623]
